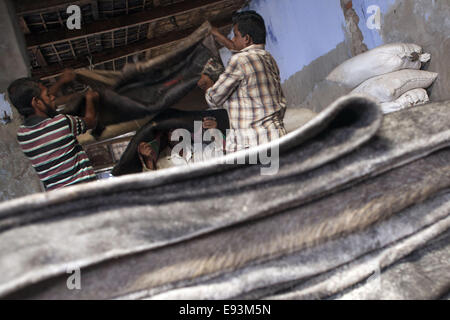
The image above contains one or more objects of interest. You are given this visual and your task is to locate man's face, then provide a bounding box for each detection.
[232,24,249,51]
[37,84,57,116]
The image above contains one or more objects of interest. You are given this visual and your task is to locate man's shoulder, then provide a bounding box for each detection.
[237,47,276,62]
[229,50,258,66]
[234,48,263,57]
[17,114,70,142]
[229,52,246,63]
[19,114,66,131]
[39,114,68,125]
[44,114,72,129]
[48,114,69,123]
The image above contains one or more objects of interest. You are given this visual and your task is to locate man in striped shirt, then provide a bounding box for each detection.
[198,11,287,152]
[7,78,98,191]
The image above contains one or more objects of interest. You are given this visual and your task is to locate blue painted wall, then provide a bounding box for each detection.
[351,0,395,49]
[0,93,13,124]
[221,0,348,82]
[220,0,416,83]
[246,0,347,81]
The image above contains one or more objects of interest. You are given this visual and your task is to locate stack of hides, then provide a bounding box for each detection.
[0,94,449,300]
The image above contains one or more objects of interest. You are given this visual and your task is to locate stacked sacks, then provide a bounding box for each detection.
[327,43,430,87]
[327,43,437,114]
[351,70,436,112]
[369,88,429,115]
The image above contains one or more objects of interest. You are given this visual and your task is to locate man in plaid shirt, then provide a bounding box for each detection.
[198,11,287,153]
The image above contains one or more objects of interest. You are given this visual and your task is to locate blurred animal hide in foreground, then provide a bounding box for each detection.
[0,96,449,300]
[60,22,221,138]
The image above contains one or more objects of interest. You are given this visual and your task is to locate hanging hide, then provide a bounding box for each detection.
[60,22,221,138]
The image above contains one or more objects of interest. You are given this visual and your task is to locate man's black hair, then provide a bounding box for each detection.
[7,78,41,117]
[232,10,266,45]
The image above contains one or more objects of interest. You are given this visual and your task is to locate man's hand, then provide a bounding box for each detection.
[85,89,99,102]
[210,27,222,38]
[83,89,99,130]
[203,117,218,129]
[49,68,77,96]
[197,74,215,91]
[59,68,77,84]
[209,26,236,51]
[138,142,157,170]
[138,142,154,159]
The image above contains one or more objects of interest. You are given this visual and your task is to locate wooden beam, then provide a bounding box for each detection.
[18,16,31,35]
[90,0,99,20]
[32,47,48,66]
[32,18,232,79]
[40,13,48,32]
[26,0,231,49]
[69,40,77,58]
[57,10,64,27]
[145,49,152,60]
[146,21,157,39]
[51,44,63,63]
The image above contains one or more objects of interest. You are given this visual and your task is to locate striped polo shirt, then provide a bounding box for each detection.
[17,114,96,191]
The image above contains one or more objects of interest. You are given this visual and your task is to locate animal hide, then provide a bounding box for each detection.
[60,22,221,137]
[147,190,450,300]
[0,97,449,299]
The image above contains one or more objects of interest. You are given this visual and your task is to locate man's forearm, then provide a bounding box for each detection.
[48,79,65,97]
[48,69,77,96]
[84,97,97,130]
[211,28,236,51]
[54,93,81,107]
[205,88,220,109]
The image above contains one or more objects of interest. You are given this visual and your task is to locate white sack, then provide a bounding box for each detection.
[351,70,438,103]
[380,88,430,114]
[327,43,431,88]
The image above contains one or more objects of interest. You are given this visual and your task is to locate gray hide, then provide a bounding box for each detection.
[0,96,449,299]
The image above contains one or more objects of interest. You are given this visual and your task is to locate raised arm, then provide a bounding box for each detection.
[211,27,238,51]
[205,55,244,109]
[48,68,77,97]
[83,89,99,130]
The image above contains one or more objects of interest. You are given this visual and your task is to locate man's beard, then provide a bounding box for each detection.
[40,100,58,118]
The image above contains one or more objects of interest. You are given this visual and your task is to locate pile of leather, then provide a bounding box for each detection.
[0,93,449,299]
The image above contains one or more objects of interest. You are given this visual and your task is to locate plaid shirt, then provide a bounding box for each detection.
[205,44,287,152]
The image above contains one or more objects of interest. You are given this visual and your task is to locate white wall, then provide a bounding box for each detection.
[0,0,43,201]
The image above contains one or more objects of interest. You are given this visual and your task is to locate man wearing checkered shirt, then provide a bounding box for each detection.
[198,11,287,153]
